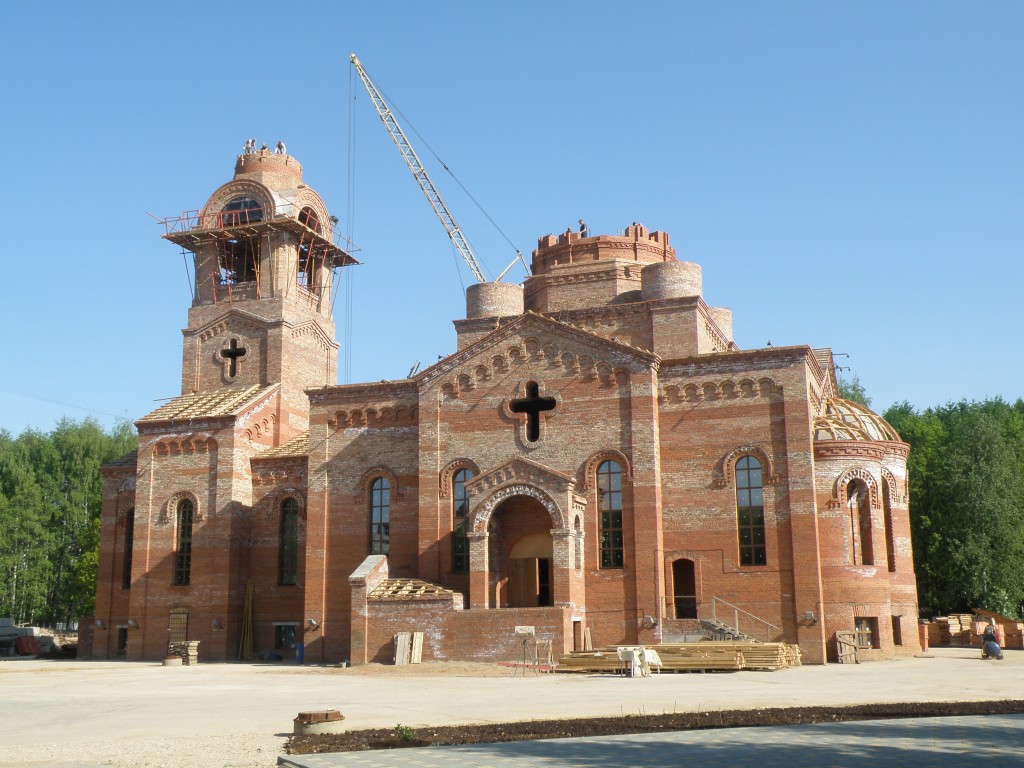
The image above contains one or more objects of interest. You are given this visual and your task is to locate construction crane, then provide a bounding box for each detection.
[350,53,491,284]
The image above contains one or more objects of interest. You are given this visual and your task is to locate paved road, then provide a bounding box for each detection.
[281,714,1024,768]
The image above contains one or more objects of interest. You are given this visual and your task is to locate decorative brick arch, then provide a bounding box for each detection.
[163,491,201,526]
[115,503,136,529]
[355,466,400,502]
[879,468,906,505]
[832,467,878,508]
[470,484,567,534]
[201,179,276,223]
[262,488,306,522]
[578,449,632,492]
[715,445,778,488]
[439,458,481,499]
[290,188,332,235]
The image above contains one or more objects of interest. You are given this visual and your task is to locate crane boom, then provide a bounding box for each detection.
[350,53,488,284]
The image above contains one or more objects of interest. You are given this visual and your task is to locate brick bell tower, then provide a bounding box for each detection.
[163,149,357,440]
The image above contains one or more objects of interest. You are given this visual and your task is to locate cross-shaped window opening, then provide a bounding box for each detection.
[509,381,556,442]
[221,338,247,378]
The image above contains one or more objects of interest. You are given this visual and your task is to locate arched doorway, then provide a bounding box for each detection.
[489,495,553,608]
[672,558,697,618]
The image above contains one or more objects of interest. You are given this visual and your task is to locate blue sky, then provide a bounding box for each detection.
[2,1,1021,436]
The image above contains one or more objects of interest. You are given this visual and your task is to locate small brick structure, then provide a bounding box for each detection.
[293,709,345,736]
[89,150,921,666]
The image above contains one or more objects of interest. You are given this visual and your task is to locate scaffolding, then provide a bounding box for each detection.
[158,201,359,306]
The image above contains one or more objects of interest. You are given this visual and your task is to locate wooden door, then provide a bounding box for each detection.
[507,558,539,607]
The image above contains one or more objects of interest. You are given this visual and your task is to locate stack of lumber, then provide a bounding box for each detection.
[785,644,803,667]
[653,643,744,671]
[556,641,800,674]
[556,649,622,673]
[167,641,199,665]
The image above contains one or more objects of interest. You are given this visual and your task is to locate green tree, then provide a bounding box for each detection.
[886,399,1024,618]
[0,419,135,627]
[838,373,872,407]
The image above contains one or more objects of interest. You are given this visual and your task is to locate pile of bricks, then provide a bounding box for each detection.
[971,612,1024,649]
[927,614,975,646]
[167,641,199,665]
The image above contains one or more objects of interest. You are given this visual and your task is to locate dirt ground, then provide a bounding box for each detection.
[288,699,1024,755]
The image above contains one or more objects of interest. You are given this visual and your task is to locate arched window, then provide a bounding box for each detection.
[847,480,873,565]
[736,456,766,566]
[174,499,194,586]
[216,197,262,284]
[369,478,390,555]
[121,508,135,590]
[297,206,322,234]
[279,498,299,585]
[598,460,623,568]
[452,469,473,572]
[221,196,263,225]
[882,480,896,572]
[296,207,324,294]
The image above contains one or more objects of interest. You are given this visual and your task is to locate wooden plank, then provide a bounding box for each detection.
[410,632,423,664]
[393,632,411,665]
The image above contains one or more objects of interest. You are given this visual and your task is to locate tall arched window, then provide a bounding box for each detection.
[174,499,194,586]
[598,460,623,569]
[452,469,473,572]
[847,480,873,565]
[217,197,262,284]
[736,456,766,566]
[369,478,390,555]
[882,480,896,572]
[121,508,135,590]
[279,498,299,585]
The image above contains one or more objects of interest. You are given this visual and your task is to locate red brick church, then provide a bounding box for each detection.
[91,149,921,664]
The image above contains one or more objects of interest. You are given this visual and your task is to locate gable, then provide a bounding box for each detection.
[466,455,577,496]
[290,320,338,354]
[417,312,659,397]
[186,308,270,343]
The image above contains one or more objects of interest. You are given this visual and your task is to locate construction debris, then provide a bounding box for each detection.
[167,641,200,665]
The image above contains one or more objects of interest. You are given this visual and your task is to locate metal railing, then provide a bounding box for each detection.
[710,596,782,642]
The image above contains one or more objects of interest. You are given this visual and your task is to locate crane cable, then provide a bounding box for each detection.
[342,62,358,384]
[371,79,521,263]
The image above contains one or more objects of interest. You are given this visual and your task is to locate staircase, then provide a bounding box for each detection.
[699,618,758,642]
[703,596,783,643]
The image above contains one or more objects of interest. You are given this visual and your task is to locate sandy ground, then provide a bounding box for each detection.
[1,647,1020,768]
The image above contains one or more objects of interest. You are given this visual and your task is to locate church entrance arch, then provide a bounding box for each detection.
[490,496,553,608]
[467,482,572,610]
